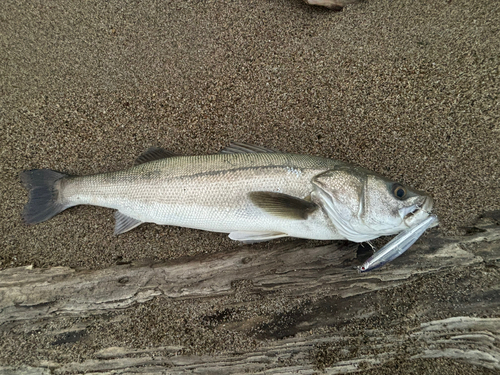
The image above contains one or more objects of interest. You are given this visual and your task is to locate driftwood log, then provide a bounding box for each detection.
[1,212,499,374]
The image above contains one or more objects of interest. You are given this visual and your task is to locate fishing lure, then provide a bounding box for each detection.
[358,214,438,272]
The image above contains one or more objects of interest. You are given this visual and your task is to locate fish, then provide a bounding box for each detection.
[358,214,438,273]
[21,142,434,244]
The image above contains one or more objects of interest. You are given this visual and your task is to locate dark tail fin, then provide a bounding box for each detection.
[20,169,69,224]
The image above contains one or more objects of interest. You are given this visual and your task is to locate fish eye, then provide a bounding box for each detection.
[392,183,407,199]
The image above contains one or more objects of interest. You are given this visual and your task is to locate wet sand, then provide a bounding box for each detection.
[1,0,499,372]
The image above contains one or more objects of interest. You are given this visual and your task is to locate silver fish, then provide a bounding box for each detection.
[21,142,434,244]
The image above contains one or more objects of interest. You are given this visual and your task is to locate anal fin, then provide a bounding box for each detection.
[114,211,143,235]
[228,231,288,244]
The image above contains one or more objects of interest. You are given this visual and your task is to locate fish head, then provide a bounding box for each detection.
[312,166,434,242]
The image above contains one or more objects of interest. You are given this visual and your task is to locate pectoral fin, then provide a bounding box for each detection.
[228,231,288,243]
[114,211,143,235]
[249,191,318,220]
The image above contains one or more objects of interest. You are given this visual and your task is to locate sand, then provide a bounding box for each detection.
[1,0,499,372]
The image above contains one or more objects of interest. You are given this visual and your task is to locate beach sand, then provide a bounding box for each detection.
[1,0,499,372]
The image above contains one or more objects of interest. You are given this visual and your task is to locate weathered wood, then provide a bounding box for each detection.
[1,212,499,374]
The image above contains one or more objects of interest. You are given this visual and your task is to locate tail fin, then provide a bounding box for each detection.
[20,169,69,224]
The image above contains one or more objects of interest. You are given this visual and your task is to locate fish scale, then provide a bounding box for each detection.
[60,153,341,239]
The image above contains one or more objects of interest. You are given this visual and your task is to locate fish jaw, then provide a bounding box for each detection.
[400,195,435,228]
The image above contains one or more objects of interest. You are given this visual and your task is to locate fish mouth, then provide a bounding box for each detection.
[400,196,435,227]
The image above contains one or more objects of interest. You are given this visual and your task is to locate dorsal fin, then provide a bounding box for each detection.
[248,191,318,220]
[135,147,176,165]
[220,142,279,154]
